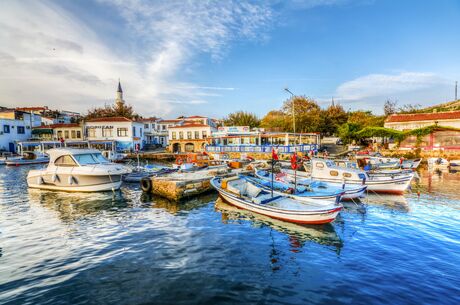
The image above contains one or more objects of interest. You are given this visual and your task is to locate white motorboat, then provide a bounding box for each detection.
[27,148,131,192]
[310,159,414,194]
[211,176,342,224]
[5,151,49,166]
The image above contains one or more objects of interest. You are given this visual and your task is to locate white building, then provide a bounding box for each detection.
[85,117,144,152]
[384,111,460,131]
[140,117,168,147]
[0,109,41,152]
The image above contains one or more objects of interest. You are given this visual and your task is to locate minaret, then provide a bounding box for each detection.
[115,79,125,109]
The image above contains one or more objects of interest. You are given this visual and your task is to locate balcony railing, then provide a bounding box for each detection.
[205,144,318,153]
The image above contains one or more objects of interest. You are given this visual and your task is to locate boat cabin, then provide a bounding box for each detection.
[47,148,110,168]
[175,152,222,167]
[311,159,367,183]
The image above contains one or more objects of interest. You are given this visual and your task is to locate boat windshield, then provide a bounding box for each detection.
[93,153,109,163]
[74,153,100,165]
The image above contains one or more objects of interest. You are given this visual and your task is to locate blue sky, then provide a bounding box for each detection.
[1,0,459,118]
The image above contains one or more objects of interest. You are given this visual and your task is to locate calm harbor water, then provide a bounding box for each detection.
[1,165,459,305]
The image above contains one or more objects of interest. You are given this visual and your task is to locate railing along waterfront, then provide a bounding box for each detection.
[205,144,318,153]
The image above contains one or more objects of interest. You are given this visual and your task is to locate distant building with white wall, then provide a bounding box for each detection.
[85,117,144,152]
[0,109,41,152]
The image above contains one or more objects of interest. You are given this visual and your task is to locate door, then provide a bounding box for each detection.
[8,142,15,153]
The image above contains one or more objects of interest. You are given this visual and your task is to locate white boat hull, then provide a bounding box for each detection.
[28,180,122,192]
[212,178,342,224]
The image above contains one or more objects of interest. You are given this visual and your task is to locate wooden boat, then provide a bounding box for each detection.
[309,159,414,194]
[6,151,49,166]
[211,176,342,224]
[0,152,22,165]
[255,169,366,201]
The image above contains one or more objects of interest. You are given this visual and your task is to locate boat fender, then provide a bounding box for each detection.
[68,176,77,185]
[37,177,44,185]
[141,177,153,192]
[52,174,60,183]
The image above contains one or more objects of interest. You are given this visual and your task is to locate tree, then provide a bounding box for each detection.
[260,110,287,131]
[319,104,348,135]
[281,96,322,132]
[398,103,422,114]
[223,111,260,128]
[85,102,139,120]
[384,100,397,116]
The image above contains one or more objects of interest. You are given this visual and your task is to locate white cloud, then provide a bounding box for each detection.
[334,72,453,111]
[0,0,272,117]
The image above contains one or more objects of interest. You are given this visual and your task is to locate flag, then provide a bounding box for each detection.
[272,148,278,160]
[290,153,297,170]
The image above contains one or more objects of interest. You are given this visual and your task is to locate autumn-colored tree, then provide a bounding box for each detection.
[281,96,322,132]
[260,110,287,131]
[223,111,260,128]
[85,102,139,120]
[319,104,348,135]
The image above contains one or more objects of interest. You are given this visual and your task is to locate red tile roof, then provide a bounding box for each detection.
[86,117,132,122]
[35,123,80,129]
[158,119,182,123]
[138,117,159,122]
[169,124,210,129]
[186,115,207,119]
[385,111,460,123]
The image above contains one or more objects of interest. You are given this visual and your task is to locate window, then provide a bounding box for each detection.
[71,130,76,138]
[162,125,166,130]
[140,128,142,137]
[144,124,149,129]
[179,131,184,139]
[195,131,200,139]
[330,170,339,176]
[202,131,207,138]
[117,128,128,137]
[17,126,25,134]
[3,125,10,133]
[88,129,96,138]
[133,127,136,137]
[316,162,324,168]
[54,155,77,167]
[57,130,63,138]
[102,128,113,137]
[64,131,69,138]
[172,132,177,140]
[74,154,99,165]
[187,131,192,139]
[76,131,81,138]
[343,172,352,178]
[93,153,109,163]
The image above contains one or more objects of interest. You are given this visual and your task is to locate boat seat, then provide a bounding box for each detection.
[252,193,282,205]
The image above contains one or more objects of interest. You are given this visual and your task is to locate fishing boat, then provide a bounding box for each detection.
[309,159,414,194]
[0,152,22,165]
[255,169,366,201]
[211,176,342,224]
[173,152,227,171]
[123,165,176,183]
[5,151,49,166]
[366,156,422,170]
[27,148,131,192]
[243,174,343,203]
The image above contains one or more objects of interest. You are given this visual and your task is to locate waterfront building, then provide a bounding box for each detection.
[384,111,460,131]
[385,111,460,150]
[141,117,168,147]
[32,123,84,141]
[16,106,80,125]
[0,109,42,152]
[205,126,320,154]
[85,117,144,152]
[168,122,216,153]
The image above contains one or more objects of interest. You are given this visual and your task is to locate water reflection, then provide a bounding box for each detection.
[214,198,343,252]
[27,189,130,222]
[365,193,409,212]
[140,192,218,214]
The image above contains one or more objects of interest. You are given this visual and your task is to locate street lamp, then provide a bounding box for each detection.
[284,88,296,134]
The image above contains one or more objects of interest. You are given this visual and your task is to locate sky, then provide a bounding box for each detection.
[1,0,459,118]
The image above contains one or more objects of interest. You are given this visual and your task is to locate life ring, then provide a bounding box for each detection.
[176,158,183,165]
[141,177,153,192]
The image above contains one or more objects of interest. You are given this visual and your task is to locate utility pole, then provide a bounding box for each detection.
[456,81,458,101]
[284,88,296,134]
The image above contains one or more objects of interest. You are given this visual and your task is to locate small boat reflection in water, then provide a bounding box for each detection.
[215,198,342,250]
